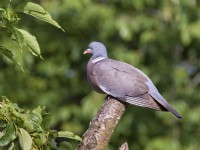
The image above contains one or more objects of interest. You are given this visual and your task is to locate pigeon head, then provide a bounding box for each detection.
[84,42,108,59]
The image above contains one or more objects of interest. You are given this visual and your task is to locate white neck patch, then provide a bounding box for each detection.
[91,56,105,63]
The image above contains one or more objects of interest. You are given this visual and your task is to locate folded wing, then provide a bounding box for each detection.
[93,59,167,111]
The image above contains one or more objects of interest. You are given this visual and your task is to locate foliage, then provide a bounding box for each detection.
[0,0,64,69]
[0,96,81,149]
[0,1,80,149]
[0,0,200,149]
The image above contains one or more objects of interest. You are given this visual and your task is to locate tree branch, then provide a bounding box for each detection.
[77,96,126,150]
[119,142,129,150]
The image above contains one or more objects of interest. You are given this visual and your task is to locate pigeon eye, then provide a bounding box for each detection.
[95,46,98,49]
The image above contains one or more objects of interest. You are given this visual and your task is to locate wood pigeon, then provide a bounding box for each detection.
[84,42,182,119]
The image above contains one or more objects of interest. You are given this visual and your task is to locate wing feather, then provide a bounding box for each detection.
[125,94,167,111]
[94,59,149,98]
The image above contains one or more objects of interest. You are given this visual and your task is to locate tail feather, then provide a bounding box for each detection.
[150,94,182,119]
[161,101,182,119]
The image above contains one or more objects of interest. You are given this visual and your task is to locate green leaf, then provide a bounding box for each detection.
[41,113,52,130]
[32,106,52,130]
[32,106,45,116]
[29,106,45,131]
[34,133,46,147]
[57,131,81,141]
[0,121,17,146]
[50,139,57,149]
[0,46,16,62]
[30,112,42,125]
[18,128,32,150]
[22,118,34,131]
[13,28,24,46]
[14,28,41,57]
[19,113,43,132]
[0,46,24,71]
[28,112,43,131]
[15,2,64,31]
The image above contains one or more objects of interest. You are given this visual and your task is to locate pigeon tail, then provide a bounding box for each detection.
[160,101,182,119]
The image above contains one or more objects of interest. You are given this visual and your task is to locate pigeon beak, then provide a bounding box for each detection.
[83,49,92,54]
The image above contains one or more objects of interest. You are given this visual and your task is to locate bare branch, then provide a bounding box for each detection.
[77,96,126,150]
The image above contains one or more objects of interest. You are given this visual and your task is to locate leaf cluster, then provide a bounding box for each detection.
[0,96,81,150]
[0,0,64,69]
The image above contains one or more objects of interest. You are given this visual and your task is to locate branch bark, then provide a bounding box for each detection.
[77,96,126,150]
